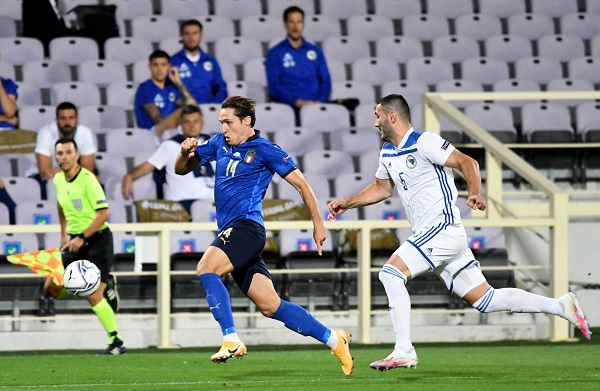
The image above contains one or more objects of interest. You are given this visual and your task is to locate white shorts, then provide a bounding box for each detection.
[394,223,487,298]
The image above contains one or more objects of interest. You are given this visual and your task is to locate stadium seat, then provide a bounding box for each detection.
[49,37,99,66]
[13,154,36,177]
[78,105,129,130]
[559,13,600,40]
[95,152,128,185]
[514,57,563,85]
[189,199,217,223]
[169,230,215,255]
[160,0,209,21]
[15,82,42,106]
[278,173,329,202]
[530,0,578,18]
[254,103,295,133]
[130,15,179,44]
[301,150,354,179]
[375,36,423,63]
[0,232,40,254]
[51,82,101,107]
[537,35,585,63]
[21,60,71,88]
[0,156,12,177]
[426,0,473,19]
[214,37,263,65]
[0,203,9,225]
[0,0,22,20]
[15,200,59,226]
[104,174,156,203]
[460,57,510,86]
[402,14,449,42]
[454,14,502,41]
[464,102,517,143]
[568,57,600,83]
[353,103,377,129]
[105,128,156,157]
[346,15,394,42]
[104,37,153,65]
[329,127,381,155]
[213,0,261,20]
[436,79,483,96]
[322,36,370,66]
[373,0,421,19]
[105,82,137,109]
[478,0,526,17]
[0,61,14,80]
[546,78,595,107]
[242,57,266,86]
[228,81,266,103]
[507,14,555,40]
[0,176,41,203]
[332,172,373,199]
[240,15,284,43]
[106,199,130,223]
[299,103,350,132]
[363,197,406,221]
[17,105,54,132]
[405,57,454,86]
[320,0,368,20]
[0,15,17,37]
[380,80,428,109]
[484,35,532,63]
[0,37,44,65]
[198,103,221,130]
[576,102,600,179]
[271,127,325,156]
[351,57,400,86]
[266,0,314,16]
[105,0,153,21]
[193,16,235,43]
[492,78,541,108]
[431,35,480,63]
[357,150,380,176]
[78,60,127,87]
[302,15,341,44]
[330,81,376,105]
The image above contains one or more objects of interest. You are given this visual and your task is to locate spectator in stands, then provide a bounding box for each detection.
[0,74,18,129]
[26,102,96,199]
[0,179,16,224]
[174,96,353,376]
[22,0,72,56]
[265,6,331,112]
[133,50,196,140]
[170,19,228,104]
[46,136,125,354]
[122,105,214,214]
[327,94,592,372]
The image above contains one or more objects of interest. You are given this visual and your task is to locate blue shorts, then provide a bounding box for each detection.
[210,218,271,294]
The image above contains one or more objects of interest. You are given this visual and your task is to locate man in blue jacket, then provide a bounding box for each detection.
[170,19,228,104]
[265,6,332,111]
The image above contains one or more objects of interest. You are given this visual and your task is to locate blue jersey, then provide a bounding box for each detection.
[171,49,228,104]
[265,38,331,106]
[0,78,18,129]
[134,79,181,129]
[193,130,297,232]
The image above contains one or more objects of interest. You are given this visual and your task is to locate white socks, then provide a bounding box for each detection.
[473,287,563,316]
[379,265,413,353]
[325,330,339,349]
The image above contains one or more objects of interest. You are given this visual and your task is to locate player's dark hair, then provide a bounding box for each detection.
[181,19,203,35]
[378,94,411,124]
[222,96,256,127]
[148,49,170,63]
[55,136,78,151]
[283,6,304,22]
[181,104,203,118]
[56,101,77,117]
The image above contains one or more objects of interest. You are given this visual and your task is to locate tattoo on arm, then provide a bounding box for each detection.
[143,104,163,125]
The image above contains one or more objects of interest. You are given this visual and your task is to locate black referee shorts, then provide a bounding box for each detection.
[62,228,114,282]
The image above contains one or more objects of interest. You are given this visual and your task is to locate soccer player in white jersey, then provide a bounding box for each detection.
[327,94,591,371]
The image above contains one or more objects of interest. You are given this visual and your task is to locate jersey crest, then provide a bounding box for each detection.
[406,155,417,168]
[244,150,256,163]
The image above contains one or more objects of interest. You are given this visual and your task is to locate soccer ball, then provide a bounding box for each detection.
[63,260,101,298]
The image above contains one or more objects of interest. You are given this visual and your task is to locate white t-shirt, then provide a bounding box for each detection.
[376,128,461,233]
[26,122,97,176]
[147,138,214,201]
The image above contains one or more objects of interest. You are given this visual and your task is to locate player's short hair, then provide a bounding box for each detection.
[181,104,203,118]
[148,49,170,63]
[181,19,203,35]
[56,101,78,117]
[283,6,304,22]
[378,94,411,124]
[222,96,256,127]
[55,136,78,151]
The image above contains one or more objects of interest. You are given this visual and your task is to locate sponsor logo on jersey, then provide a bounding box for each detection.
[244,150,256,163]
[179,63,191,78]
[154,93,165,108]
[306,50,317,60]
[283,53,295,68]
[406,154,417,168]
[441,140,450,150]
[203,61,213,71]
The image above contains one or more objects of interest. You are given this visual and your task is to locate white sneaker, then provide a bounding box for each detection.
[559,292,592,341]
[370,348,418,371]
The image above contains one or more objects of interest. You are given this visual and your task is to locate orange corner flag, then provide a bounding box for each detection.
[6,248,64,285]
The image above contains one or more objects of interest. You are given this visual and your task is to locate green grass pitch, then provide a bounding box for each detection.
[0,333,598,390]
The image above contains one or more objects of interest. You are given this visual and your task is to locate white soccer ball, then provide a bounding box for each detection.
[63,260,101,298]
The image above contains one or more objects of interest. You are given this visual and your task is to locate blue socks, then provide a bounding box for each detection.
[271,300,330,344]
[199,273,236,336]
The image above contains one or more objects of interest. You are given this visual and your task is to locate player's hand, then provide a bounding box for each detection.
[467,194,487,211]
[121,174,133,199]
[327,198,349,221]
[313,222,328,256]
[169,66,181,84]
[61,236,85,252]
[180,137,198,158]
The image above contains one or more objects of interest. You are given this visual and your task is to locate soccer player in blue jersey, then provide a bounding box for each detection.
[174,96,353,376]
[134,50,196,139]
[171,19,228,104]
[328,94,591,371]
[265,6,332,110]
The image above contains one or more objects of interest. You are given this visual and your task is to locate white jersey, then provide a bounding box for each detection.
[375,128,461,233]
[147,139,214,201]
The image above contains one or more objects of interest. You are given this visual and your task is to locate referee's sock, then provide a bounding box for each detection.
[92,298,120,343]
[199,273,237,338]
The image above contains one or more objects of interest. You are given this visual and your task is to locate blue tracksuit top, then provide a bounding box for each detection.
[133,78,181,129]
[265,38,331,106]
[170,49,228,104]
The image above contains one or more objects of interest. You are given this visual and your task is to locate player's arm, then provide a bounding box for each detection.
[80,154,95,175]
[328,177,395,220]
[444,149,486,211]
[122,161,156,199]
[169,66,196,107]
[37,153,60,181]
[283,169,328,255]
[0,82,17,118]
[174,137,201,175]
